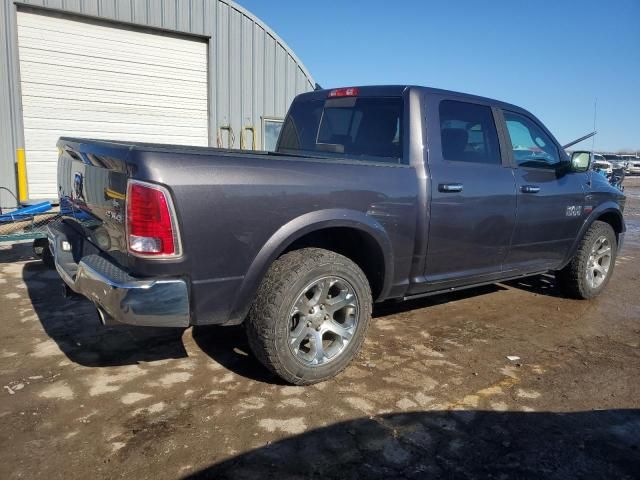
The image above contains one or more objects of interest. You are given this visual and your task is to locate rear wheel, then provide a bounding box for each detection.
[245,248,372,385]
[556,221,617,299]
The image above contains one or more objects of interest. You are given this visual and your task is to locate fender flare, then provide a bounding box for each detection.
[561,202,625,268]
[226,209,394,324]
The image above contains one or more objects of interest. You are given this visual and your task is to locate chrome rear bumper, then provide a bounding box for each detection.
[48,220,189,327]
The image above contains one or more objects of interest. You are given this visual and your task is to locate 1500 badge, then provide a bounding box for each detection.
[106,199,123,223]
[566,205,583,217]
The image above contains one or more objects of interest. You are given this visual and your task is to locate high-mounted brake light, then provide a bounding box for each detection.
[328,87,359,98]
[126,180,180,257]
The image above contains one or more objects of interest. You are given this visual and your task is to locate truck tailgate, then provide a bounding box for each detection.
[56,138,131,265]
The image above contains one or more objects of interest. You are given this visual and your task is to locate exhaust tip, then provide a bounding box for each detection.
[61,283,76,299]
[96,306,117,326]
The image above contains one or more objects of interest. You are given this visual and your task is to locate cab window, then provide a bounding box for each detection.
[439,100,501,164]
[504,111,560,168]
[278,96,404,163]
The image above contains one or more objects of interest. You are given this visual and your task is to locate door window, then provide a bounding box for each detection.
[439,100,501,164]
[504,111,560,168]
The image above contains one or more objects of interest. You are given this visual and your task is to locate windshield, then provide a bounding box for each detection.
[277,95,404,163]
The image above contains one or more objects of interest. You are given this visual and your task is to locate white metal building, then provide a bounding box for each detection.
[0,0,316,203]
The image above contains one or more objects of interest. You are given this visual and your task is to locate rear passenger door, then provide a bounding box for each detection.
[500,110,587,271]
[422,97,517,288]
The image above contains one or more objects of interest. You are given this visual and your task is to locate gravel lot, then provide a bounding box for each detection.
[1,179,639,479]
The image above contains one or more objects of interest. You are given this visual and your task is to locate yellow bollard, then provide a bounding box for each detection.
[16,148,28,203]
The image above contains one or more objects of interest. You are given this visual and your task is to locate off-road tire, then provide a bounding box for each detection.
[245,248,372,385]
[556,221,617,299]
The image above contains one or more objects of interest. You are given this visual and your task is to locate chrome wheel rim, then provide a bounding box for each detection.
[288,276,359,366]
[586,235,612,289]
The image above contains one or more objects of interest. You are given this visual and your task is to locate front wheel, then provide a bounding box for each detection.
[245,248,372,385]
[556,221,617,299]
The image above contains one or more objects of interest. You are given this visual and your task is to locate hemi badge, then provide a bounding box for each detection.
[584,206,593,214]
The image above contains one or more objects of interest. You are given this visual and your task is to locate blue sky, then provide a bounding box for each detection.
[239,0,640,152]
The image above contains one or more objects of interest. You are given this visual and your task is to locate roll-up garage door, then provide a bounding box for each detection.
[16,10,209,199]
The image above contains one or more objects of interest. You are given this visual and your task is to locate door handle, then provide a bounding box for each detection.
[521,185,540,194]
[438,183,463,193]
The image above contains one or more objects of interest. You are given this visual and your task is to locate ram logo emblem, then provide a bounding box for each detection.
[73,171,85,201]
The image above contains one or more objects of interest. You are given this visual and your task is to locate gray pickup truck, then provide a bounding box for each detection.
[49,85,625,384]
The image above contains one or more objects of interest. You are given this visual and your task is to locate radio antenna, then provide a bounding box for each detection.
[591,98,597,151]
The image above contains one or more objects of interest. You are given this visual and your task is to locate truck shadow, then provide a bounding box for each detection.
[22,258,188,367]
[192,285,511,385]
[17,231,567,375]
[374,274,570,318]
[193,281,571,384]
[0,242,40,264]
[501,273,567,298]
[192,325,285,385]
[372,284,506,318]
[184,409,640,479]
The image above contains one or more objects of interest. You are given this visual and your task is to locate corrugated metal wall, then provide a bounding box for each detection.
[0,0,315,204]
[0,1,24,209]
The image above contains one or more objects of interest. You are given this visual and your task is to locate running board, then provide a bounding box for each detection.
[402,270,550,301]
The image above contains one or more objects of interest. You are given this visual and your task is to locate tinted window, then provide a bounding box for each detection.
[278,96,403,163]
[504,111,560,168]
[439,100,501,164]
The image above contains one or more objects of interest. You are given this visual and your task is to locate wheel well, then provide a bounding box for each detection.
[597,211,623,238]
[283,227,386,299]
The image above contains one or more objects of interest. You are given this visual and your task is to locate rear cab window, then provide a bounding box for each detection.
[277,93,404,164]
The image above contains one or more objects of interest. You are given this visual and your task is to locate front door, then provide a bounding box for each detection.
[501,110,587,271]
[421,97,517,289]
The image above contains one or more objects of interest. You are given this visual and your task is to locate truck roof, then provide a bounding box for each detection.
[309,85,529,115]
[60,85,542,155]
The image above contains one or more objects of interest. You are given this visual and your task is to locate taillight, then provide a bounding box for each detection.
[126,180,180,257]
[328,87,359,98]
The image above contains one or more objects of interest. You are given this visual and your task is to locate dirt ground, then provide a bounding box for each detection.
[1,180,639,480]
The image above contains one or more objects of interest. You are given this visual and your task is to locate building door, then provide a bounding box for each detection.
[16,10,209,199]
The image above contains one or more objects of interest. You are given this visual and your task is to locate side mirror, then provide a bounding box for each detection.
[570,151,592,173]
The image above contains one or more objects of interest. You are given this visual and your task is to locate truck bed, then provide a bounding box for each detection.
[55,136,419,326]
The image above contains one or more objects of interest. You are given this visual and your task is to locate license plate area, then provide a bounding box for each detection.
[48,219,101,281]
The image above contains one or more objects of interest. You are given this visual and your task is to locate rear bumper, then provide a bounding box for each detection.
[48,220,190,327]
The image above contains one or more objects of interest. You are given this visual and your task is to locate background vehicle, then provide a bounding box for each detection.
[621,155,640,175]
[627,160,640,175]
[618,155,631,170]
[603,154,625,170]
[593,158,613,175]
[49,86,626,385]
[610,168,626,192]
